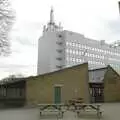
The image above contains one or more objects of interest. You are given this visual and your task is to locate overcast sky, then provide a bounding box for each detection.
[0,0,120,79]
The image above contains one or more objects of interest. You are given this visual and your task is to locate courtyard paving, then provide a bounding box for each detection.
[0,103,119,120]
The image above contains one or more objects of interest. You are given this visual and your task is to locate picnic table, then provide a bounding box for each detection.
[74,103,102,118]
[38,103,65,117]
[68,98,83,105]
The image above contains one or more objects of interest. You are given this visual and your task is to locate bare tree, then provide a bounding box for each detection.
[0,0,15,56]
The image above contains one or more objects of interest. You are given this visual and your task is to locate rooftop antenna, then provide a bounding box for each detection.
[50,6,54,24]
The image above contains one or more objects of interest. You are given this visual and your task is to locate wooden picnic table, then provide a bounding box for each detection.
[38,103,65,117]
[74,103,102,118]
[68,98,83,105]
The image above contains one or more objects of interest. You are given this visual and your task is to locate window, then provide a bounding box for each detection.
[73,58,75,62]
[76,44,78,47]
[72,42,75,47]
[66,42,69,46]
[3,88,6,97]
[58,34,62,38]
[56,57,62,60]
[56,65,63,69]
[69,42,72,46]
[57,49,63,53]
[66,57,69,61]
[69,49,72,54]
[56,41,63,45]
[19,89,23,96]
[76,50,78,55]
[73,50,75,54]
[76,58,78,62]
[81,52,83,55]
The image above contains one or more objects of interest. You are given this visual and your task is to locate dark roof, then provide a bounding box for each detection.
[0,77,25,85]
[88,66,107,72]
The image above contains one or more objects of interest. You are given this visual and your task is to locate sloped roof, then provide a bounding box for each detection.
[27,63,88,80]
[0,77,25,85]
[0,63,88,84]
[89,65,120,83]
[89,67,107,83]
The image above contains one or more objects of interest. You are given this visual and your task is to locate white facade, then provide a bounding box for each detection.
[64,31,120,74]
[37,8,120,75]
[37,8,65,74]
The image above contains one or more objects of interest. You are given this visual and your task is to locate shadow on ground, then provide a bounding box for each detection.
[77,113,103,119]
[39,113,62,119]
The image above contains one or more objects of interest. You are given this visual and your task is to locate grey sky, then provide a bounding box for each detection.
[0,0,120,79]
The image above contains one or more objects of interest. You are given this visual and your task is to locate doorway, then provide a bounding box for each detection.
[54,86,61,104]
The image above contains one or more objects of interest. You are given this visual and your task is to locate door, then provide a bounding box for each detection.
[94,87,104,103]
[54,86,61,104]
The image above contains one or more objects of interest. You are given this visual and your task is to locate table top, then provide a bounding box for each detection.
[37,103,101,106]
[37,103,65,106]
[74,103,101,106]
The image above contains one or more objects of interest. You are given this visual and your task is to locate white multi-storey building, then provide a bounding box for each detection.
[37,8,120,75]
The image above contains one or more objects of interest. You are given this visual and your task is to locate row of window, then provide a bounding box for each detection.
[90,88,103,96]
[66,49,105,59]
[66,57,105,65]
[66,57,84,62]
[88,61,105,65]
[66,42,120,56]
[0,88,23,97]
[110,64,120,69]
[66,59,120,73]
[85,53,104,59]
[66,49,84,56]
[109,58,120,62]
[66,57,120,67]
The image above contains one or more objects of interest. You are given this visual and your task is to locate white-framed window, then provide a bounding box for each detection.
[76,50,78,55]
[73,50,75,54]
[69,42,72,46]
[75,44,78,47]
[72,42,74,46]
[69,49,72,54]
[66,42,68,46]
[76,58,78,62]
[66,57,69,61]
[66,49,69,53]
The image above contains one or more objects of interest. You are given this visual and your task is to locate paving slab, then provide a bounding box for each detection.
[0,103,119,120]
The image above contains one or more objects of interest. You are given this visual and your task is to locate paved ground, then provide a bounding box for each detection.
[0,103,120,120]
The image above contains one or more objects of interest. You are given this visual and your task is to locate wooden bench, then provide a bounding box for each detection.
[68,98,83,105]
[74,103,103,118]
[38,103,65,118]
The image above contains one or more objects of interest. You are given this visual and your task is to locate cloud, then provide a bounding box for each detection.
[91,18,120,43]
[106,18,120,36]
[0,0,119,80]
[0,64,37,79]
[0,39,38,79]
